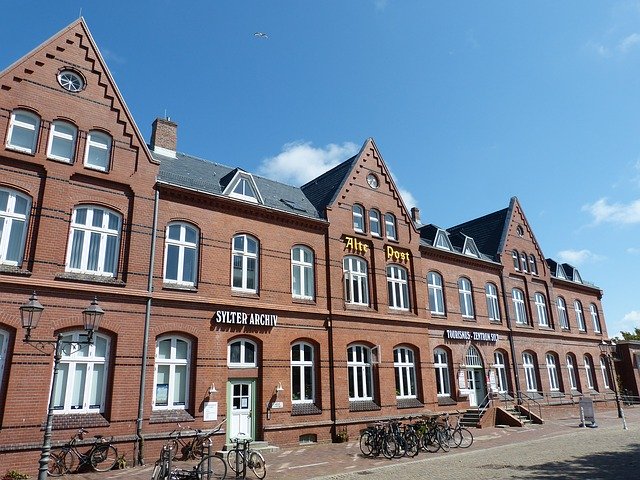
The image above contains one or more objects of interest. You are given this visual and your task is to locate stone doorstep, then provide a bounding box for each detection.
[221,441,280,453]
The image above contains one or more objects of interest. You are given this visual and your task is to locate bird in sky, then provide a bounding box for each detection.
[254,32,269,39]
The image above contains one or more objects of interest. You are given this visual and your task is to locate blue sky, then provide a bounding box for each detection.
[3,1,640,337]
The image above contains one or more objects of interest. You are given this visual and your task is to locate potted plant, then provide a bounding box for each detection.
[336,427,349,443]
[2,471,29,480]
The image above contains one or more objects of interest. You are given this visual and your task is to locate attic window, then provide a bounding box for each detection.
[229,177,258,203]
[434,230,452,250]
[57,69,85,92]
[281,199,307,213]
[516,225,524,237]
[463,238,480,258]
[572,269,583,284]
[556,264,567,280]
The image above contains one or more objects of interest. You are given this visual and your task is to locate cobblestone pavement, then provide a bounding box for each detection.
[71,407,639,480]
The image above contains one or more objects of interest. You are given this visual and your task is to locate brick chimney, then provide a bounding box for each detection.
[150,117,177,158]
[411,207,421,225]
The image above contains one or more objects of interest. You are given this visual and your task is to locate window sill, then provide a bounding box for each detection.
[397,398,424,409]
[47,156,73,165]
[344,303,372,311]
[5,145,36,156]
[348,400,380,412]
[55,272,125,286]
[291,403,322,416]
[149,409,195,424]
[51,412,109,432]
[437,396,457,406]
[0,264,32,276]
[231,290,259,299]
[292,297,316,305]
[163,283,197,292]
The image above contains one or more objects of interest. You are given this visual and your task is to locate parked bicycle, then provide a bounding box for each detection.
[47,428,118,476]
[152,437,227,480]
[226,434,266,479]
[443,411,474,448]
[168,420,226,461]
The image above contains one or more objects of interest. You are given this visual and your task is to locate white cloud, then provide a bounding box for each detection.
[620,310,640,333]
[374,0,389,11]
[556,249,604,265]
[398,188,418,211]
[627,247,640,255]
[582,198,640,225]
[618,32,640,52]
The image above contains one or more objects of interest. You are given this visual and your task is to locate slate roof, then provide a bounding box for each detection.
[419,224,494,262]
[301,154,358,218]
[154,151,322,220]
[446,206,511,259]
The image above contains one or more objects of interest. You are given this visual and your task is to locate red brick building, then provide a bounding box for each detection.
[0,19,616,474]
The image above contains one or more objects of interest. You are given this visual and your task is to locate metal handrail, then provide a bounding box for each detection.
[517,392,542,421]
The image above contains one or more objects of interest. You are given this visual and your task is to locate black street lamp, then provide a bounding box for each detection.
[598,339,627,428]
[20,292,105,480]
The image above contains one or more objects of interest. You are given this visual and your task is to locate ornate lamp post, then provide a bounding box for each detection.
[20,292,105,480]
[598,339,627,429]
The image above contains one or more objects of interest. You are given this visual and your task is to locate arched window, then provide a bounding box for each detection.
[387,265,409,310]
[66,205,121,276]
[394,346,417,399]
[600,356,611,390]
[428,272,445,315]
[291,246,314,300]
[164,222,198,285]
[590,304,602,333]
[520,252,528,273]
[493,351,508,393]
[84,130,112,171]
[228,338,257,368]
[47,120,77,163]
[291,342,315,403]
[534,293,549,327]
[512,288,528,325]
[584,355,595,390]
[347,344,373,401]
[352,204,365,233]
[369,209,381,237]
[522,352,538,392]
[52,332,110,413]
[154,336,190,409]
[343,256,369,305]
[465,346,482,367]
[566,354,578,391]
[458,278,475,319]
[434,348,451,397]
[384,213,397,240]
[232,234,258,293]
[6,109,40,154]
[512,250,520,270]
[574,301,586,331]
[485,283,501,321]
[546,353,560,391]
[529,254,538,275]
[557,297,569,330]
[0,188,31,266]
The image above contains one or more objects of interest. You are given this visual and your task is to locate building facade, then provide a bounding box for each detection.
[0,19,616,473]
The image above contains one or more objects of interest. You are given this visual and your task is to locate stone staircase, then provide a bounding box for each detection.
[459,408,482,428]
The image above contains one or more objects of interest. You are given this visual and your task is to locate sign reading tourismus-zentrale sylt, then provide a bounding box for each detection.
[215,310,278,327]
[445,329,499,342]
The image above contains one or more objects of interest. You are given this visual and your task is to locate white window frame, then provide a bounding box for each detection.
[52,332,109,414]
[535,293,549,327]
[584,355,595,390]
[153,336,191,410]
[228,339,257,368]
[291,246,314,300]
[84,130,112,171]
[546,353,560,391]
[163,222,198,286]
[232,234,259,293]
[513,288,528,325]
[567,355,578,391]
[47,120,77,163]
[347,344,373,401]
[575,300,586,331]
[485,283,500,321]
[520,252,529,272]
[387,265,409,310]
[369,209,381,237]
[434,348,451,396]
[384,213,397,240]
[529,254,538,275]
[6,109,40,154]
[229,176,258,203]
[65,205,121,276]
[590,304,602,333]
[600,357,610,390]
[512,250,520,270]
[428,272,445,315]
[523,352,538,392]
[0,188,31,266]
[291,342,315,403]
[352,204,365,233]
[557,297,569,330]
[493,351,508,393]
[394,346,417,399]
[343,256,369,306]
[458,278,475,318]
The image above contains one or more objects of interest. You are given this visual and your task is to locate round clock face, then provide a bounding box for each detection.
[367,174,379,189]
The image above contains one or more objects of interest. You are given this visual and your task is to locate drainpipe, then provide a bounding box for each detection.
[499,269,521,404]
[136,186,159,465]
[323,224,337,439]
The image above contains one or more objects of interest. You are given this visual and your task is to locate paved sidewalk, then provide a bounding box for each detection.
[71,406,638,480]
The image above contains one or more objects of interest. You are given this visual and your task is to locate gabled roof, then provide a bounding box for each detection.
[447,206,511,259]
[301,154,358,217]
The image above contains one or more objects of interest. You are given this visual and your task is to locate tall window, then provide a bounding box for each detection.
[529,254,538,275]
[66,206,121,276]
[6,109,40,154]
[291,342,315,403]
[347,344,373,401]
[394,347,417,399]
[520,252,528,272]
[534,293,549,327]
[557,297,569,330]
[522,352,538,392]
[228,339,257,368]
[387,265,409,310]
[352,204,365,232]
[154,336,190,409]
[343,256,369,305]
[566,354,578,391]
[512,288,528,325]
[164,222,198,285]
[385,213,397,240]
[52,332,109,413]
[434,348,451,396]
[485,283,500,321]
[600,357,611,390]
[291,246,314,299]
[84,130,112,171]
[369,209,381,237]
[458,278,474,318]
[0,188,31,266]
[590,304,602,333]
[493,351,508,393]
[584,355,595,390]
[428,272,445,315]
[47,120,77,162]
[546,353,560,391]
[574,300,586,331]
[512,250,520,270]
[232,234,258,293]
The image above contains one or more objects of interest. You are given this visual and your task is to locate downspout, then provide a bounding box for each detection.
[136,186,159,465]
[323,222,337,439]
[499,265,521,404]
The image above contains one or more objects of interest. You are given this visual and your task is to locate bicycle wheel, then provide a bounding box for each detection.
[455,427,474,448]
[90,444,118,472]
[437,430,451,452]
[226,449,244,473]
[403,431,419,458]
[382,435,397,459]
[423,431,440,453]
[196,454,227,480]
[359,431,373,457]
[47,449,68,476]
[248,451,266,479]
[191,437,205,459]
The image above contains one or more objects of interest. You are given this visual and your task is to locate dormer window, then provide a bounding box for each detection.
[556,264,567,279]
[572,269,583,283]
[224,171,263,204]
[462,237,480,257]
[434,229,452,250]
